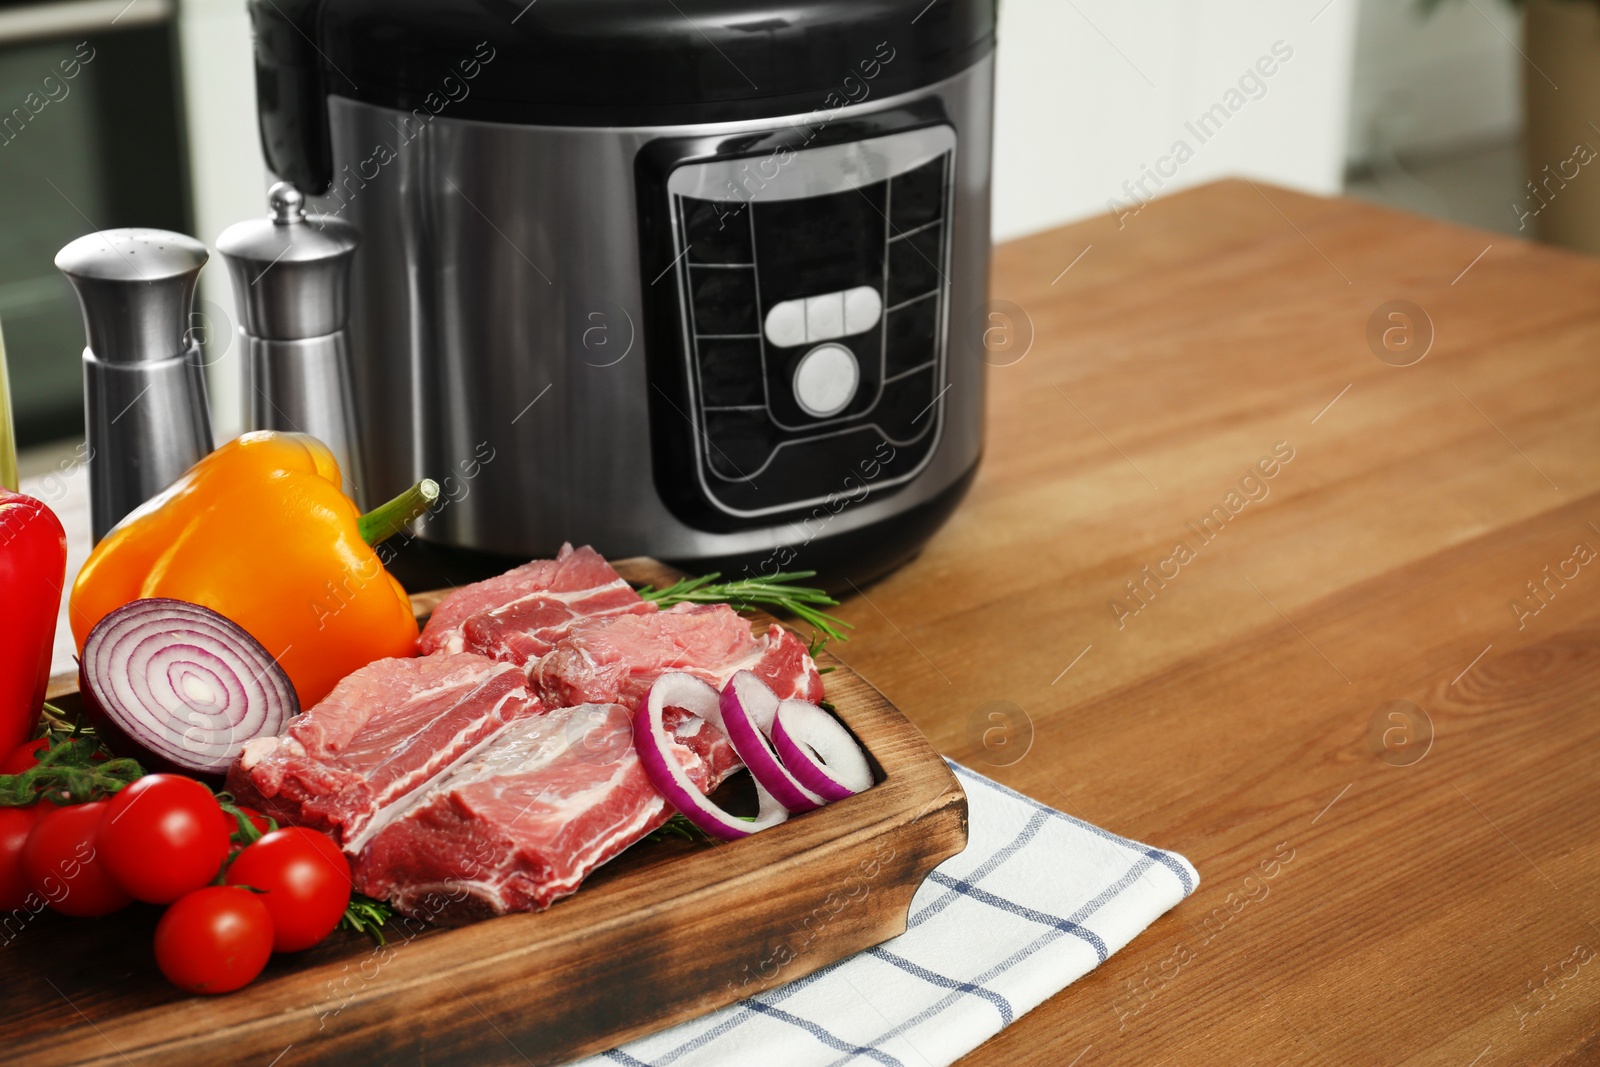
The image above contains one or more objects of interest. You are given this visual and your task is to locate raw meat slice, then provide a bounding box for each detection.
[225,653,541,849]
[531,604,824,710]
[746,623,828,705]
[353,702,742,920]
[531,603,751,709]
[418,543,654,665]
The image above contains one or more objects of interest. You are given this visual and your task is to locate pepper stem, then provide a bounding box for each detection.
[358,479,439,546]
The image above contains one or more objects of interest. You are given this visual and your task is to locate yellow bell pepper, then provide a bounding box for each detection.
[70,431,435,709]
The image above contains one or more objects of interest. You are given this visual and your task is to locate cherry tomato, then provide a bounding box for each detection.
[0,804,47,910]
[0,738,50,775]
[225,828,351,952]
[97,775,231,904]
[21,801,130,917]
[154,886,274,994]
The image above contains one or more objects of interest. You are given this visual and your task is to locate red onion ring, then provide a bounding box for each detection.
[719,671,823,814]
[770,699,873,802]
[633,673,788,841]
[79,598,298,778]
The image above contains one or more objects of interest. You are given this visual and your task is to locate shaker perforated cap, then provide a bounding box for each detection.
[55,228,208,282]
[55,229,209,363]
[216,181,360,340]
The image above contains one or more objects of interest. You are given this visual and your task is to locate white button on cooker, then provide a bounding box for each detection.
[792,343,860,418]
[842,286,882,335]
[764,299,806,349]
[804,292,845,341]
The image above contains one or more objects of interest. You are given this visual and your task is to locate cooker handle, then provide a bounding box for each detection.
[248,0,333,194]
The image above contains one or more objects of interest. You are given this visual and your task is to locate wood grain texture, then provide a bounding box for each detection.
[820,180,1600,1065]
[10,559,967,1066]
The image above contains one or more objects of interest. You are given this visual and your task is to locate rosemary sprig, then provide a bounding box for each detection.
[637,571,852,642]
[39,700,91,739]
[642,812,707,844]
[807,630,837,673]
[340,893,395,945]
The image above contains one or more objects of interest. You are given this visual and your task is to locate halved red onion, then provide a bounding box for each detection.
[771,699,873,802]
[79,598,298,778]
[634,672,788,841]
[720,671,823,814]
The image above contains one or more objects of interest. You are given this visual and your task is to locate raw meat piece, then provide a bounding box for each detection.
[531,603,824,710]
[531,604,750,709]
[353,702,742,920]
[747,623,827,705]
[418,543,654,665]
[226,653,541,849]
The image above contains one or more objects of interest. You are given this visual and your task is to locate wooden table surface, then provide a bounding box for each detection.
[829,179,1600,1066]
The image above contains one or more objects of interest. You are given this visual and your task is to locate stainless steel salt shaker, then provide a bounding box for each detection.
[216,183,366,504]
[56,228,215,542]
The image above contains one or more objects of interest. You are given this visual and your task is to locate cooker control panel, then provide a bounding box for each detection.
[656,124,956,521]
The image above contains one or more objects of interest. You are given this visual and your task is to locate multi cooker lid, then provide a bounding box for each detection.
[251,0,997,191]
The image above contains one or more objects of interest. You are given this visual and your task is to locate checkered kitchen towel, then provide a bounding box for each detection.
[578,762,1198,1067]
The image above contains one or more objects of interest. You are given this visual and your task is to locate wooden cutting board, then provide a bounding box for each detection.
[5,558,967,1067]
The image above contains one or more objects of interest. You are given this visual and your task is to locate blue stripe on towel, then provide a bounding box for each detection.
[824,928,1067,1067]
[927,871,1111,962]
[869,947,1015,1025]
[743,1000,905,1066]
[908,809,1049,929]
[640,961,849,1065]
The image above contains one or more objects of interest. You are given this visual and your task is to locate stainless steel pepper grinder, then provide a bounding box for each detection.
[216,182,366,504]
[56,228,215,542]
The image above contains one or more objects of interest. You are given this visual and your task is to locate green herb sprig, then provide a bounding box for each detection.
[808,631,837,673]
[340,894,396,945]
[642,812,707,845]
[637,571,852,643]
[0,705,142,806]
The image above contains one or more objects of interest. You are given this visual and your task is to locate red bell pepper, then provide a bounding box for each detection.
[0,333,67,754]
[0,490,67,754]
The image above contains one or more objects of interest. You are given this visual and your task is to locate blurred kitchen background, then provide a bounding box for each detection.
[0,0,1585,464]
